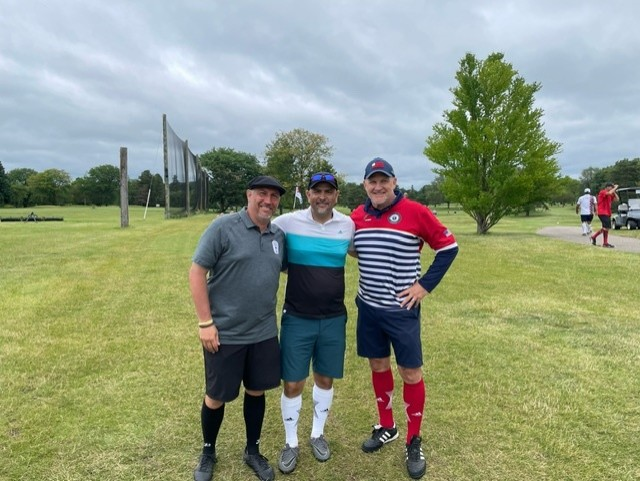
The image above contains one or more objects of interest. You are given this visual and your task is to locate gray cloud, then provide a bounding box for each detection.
[1,0,638,188]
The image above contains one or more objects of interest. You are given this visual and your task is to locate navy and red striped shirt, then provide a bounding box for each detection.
[351,192,458,309]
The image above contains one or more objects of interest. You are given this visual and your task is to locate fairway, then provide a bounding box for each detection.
[1,205,638,481]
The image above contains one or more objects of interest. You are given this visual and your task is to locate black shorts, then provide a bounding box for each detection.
[580,214,593,222]
[598,214,611,229]
[203,336,281,402]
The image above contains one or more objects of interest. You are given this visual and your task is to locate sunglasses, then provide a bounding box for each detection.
[310,173,336,183]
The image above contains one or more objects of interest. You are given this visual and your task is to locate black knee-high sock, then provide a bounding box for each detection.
[201,401,225,454]
[243,392,265,455]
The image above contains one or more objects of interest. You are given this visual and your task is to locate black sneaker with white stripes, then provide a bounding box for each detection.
[405,435,427,479]
[361,424,399,453]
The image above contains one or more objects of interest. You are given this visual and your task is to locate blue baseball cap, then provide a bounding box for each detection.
[364,157,395,179]
[308,172,338,189]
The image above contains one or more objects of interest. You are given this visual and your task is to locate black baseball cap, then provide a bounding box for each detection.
[247,176,286,195]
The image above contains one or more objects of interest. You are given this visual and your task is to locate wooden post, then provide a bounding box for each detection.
[120,147,129,228]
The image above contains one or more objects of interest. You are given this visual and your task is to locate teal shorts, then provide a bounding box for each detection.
[280,312,347,382]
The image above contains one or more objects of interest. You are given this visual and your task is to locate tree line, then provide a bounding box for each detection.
[0,164,165,209]
[1,52,639,233]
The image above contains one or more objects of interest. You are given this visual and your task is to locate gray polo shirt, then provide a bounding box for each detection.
[192,208,285,344]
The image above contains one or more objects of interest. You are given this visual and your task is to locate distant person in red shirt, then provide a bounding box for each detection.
[591,182,619,248]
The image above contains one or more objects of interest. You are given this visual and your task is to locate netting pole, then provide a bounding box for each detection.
[162,114,170,219]
[184,139,190,217]
[120,147,129,228]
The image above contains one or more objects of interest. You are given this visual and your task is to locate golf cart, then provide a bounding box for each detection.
[612,187,640,230]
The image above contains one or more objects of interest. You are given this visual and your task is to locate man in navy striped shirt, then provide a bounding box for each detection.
[351,158,458,479]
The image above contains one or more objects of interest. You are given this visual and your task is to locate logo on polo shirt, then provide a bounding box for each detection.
[388,212,401,224]
[272,240,279,254]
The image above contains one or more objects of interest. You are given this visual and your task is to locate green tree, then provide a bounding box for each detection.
[127,170,157,207]
[552,176,582,206]
[579,167,601,193]
[84,164,121,205]
[199,148,262,213]
[150,174,165,207]
[264,129,335,209]
[338,181,366,211]
[424,52,561,234]
[6,168,37,207]
[70,177,92,205]
[420,175,447,208]
[608,158,640,187]
[27,169,71,205]
[0,161,9,206]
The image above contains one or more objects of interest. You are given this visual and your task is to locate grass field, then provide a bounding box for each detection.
[1,204,638,481]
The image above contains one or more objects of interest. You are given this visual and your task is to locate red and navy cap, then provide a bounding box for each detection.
[364,157,395,179]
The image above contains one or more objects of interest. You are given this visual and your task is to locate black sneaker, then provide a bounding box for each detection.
[603,243,615,248]
[405,435,427,479]
[590,236,597,246]
[193,452,217,481]
[243,450,275,481]
[361,424,399,453]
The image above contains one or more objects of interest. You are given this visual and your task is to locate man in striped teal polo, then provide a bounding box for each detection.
[271,172,355,474]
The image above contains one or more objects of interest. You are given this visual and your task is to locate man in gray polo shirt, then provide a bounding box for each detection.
[190,175,287,481]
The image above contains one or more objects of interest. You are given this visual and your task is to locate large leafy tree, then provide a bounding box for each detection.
[6,168,37,207]
[27,169,72,205]
[199,148,262,213]
[425,52,561,234]
[264,128,335,209]
[84,164,121,206]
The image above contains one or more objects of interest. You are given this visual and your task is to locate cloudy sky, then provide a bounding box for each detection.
[2,0,639,188]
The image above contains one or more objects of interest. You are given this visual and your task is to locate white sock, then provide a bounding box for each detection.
[281,393,302,447]
[311,385,334,438]
[582,222,588,234]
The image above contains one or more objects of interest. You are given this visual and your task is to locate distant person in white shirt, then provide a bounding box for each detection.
[575,188,596,236]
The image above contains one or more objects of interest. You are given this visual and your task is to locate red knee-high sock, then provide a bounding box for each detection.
[592,229,602,239]
[603,230,609,244]
[403,379,425,443]
[372,369,395,428]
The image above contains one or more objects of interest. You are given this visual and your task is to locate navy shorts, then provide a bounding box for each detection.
[580,214,593,222]
[355,296,423,369]
[203,336,281,403]
[598,214,612,229]
[280,312,347,382]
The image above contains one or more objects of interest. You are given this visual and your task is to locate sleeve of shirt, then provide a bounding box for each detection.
[417,203,457,251]
[415,202,458,292]
[418,246,459,293]
[192,218,226,269]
